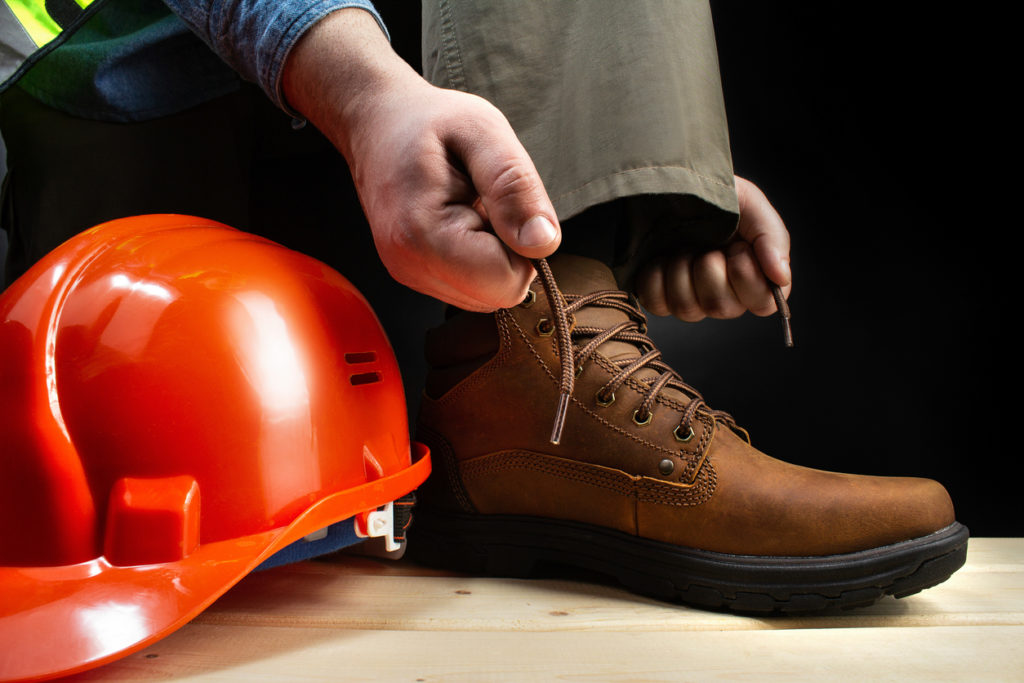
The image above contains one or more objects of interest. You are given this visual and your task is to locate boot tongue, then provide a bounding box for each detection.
[545,254,620,299]
[545,255,656,377]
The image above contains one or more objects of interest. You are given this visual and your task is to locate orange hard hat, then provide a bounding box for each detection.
[0,215,430,681]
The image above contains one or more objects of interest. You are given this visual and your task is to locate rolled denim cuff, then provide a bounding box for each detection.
[164,0,387,118]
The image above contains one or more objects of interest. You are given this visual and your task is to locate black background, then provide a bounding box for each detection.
[704,5,1014,536]
[381,3,1015,537]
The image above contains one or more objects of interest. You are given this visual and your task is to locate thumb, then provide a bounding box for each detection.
[449,109,561,258]
[735,175,792,288]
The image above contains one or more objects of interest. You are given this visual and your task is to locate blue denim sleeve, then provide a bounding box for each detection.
[161,0,387,115]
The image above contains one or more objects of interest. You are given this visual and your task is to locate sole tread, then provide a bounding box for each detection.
[407,510,969,614]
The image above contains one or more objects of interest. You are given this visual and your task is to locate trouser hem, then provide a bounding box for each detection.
[551,164,739,223]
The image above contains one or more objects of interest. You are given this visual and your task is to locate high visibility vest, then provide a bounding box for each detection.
[1,0,107,93]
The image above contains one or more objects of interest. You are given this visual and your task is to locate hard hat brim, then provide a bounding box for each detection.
[0,445,430,682]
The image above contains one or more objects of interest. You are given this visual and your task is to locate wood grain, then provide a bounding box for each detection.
[61,538,1024,682]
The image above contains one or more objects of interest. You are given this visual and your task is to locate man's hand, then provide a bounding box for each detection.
[636,175,792,321]
[283,9,560,311]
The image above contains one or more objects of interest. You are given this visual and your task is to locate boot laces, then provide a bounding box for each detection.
[532,257,790,445]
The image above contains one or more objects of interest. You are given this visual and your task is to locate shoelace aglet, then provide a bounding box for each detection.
[550,391,571,445]
[771,284,793,348]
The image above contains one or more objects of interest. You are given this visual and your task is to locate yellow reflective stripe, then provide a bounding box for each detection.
[3,0,61,47]
[72,0,94,9]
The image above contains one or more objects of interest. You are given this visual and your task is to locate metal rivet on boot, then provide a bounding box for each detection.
[658,458,675,476]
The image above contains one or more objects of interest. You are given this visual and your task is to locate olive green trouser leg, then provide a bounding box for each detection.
[422,0,739,285]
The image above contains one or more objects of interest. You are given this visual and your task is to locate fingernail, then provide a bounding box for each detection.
[520,215,557,248]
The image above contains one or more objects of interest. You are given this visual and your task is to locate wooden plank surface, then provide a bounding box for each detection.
[64,538,1024,682]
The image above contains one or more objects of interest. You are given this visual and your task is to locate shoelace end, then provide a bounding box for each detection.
[771,285,794,348]
[550,391,571,445]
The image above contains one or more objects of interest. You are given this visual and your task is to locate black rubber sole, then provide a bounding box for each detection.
[406,509,969,614]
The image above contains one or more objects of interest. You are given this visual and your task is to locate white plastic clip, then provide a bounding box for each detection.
[354,502,399,552]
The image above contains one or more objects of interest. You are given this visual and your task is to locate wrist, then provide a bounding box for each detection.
[281,7,420,158]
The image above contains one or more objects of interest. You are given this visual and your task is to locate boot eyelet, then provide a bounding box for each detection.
[674,425,695,443]
[575,364,584,378]
[535,318,554,336]
[595,390,615,407]
[658,458,675,476]
[521,289,536,308]
[632,409,653,426]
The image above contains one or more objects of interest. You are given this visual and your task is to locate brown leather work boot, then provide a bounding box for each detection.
[408,255,968,613]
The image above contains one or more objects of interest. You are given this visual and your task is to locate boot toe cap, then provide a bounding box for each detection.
[874,475,956,543]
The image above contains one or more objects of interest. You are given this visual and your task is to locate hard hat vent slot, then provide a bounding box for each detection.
[344,351,377,364]
[349,371,382,386]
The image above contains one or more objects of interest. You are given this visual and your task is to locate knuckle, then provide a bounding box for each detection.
[702,295,742,319]
[726,252,757,281]
[669,299,705,322]
[486,162,541,205]
[641,297,671,317]
[383,219,423,254]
